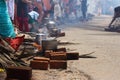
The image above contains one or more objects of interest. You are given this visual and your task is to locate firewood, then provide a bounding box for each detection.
[0,38,15,53]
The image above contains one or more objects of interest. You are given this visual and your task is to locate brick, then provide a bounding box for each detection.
[51,32,65,37]
[44,50,53,58]
[51,52,66,54]
[50,53,67,60]
[30,60,48,70]
[5,78,19,80]
[54,48,66,52]
[50,60,67,69]
[58,32,65,37]
[6,66,32,80]
[33,57,50,62]
[67,52,79,60]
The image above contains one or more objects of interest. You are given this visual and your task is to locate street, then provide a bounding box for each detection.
[1,0,120,80]
[58,15,120,80]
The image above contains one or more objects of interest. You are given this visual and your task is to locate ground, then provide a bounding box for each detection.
[33,15,120,80]
[57,15,120,80]
[1,15,120,80]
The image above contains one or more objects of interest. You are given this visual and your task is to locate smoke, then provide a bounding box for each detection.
[87,0,120,15]
[87,0,97,14]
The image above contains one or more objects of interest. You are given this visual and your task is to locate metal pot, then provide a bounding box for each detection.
[47,21,56,30]
[42,38,58,50]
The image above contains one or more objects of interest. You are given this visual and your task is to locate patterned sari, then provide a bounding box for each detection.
[0,0,16,38]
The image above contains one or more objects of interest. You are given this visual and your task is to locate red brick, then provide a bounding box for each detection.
[33,57,50,62]
[58,32,65,37]
[50,60,67,69]
[6,66,32,80]
[30,60,48,70]
[51,52,66,54]
[5,78,19,80]
[50,53,67,60]
[54,48,66,52]
[50,32,65,37]
[45,50,53,58]
[67,52,79,60]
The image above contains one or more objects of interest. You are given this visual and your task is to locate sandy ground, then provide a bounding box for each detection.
[57,15,120,80]
[1,15,120,80]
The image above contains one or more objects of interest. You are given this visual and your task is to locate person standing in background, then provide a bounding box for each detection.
[81,0,87,21]
[34,0,44,23]
[42,0,51,18]
[54,1,62,25]
[28,7,40,32]
[0,0,16,38]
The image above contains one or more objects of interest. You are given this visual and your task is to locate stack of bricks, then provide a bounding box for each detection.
[30,48,79,70]
[45,48,79,60]
[49,51,67,69]
[30,52,67,69]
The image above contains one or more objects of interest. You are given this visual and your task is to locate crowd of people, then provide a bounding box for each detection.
[1,0,120,38]
[10,0,88,30]
[0,0,88,38]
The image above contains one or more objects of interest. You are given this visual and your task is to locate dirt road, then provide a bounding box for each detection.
[58,15,120,80]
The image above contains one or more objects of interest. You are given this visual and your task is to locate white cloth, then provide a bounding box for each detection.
[53,0,59,3]
[28,11,39,20]
[6,0,14,20]
[36,0,42,2]
[54,3,62,19]
[76,0,81,6]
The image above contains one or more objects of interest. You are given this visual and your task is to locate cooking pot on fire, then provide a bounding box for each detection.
[42,38,58,50]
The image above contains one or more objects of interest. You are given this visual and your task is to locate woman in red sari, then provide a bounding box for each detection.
[16,0,31,32]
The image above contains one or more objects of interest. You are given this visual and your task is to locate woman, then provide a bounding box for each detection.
[42,0,51,18]
[0,0,16,38]
[16,0,31,32]
[54,1,62,24]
